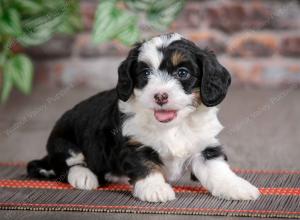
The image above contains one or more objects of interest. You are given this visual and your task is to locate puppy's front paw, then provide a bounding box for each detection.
[210,176,260,200]
[133,173,176,203]
[134,182,175,203]
[68,166,99,190]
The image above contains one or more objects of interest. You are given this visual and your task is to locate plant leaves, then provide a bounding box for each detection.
[125,0,155,11]
[6,54,33,94]
[146,0,185,30]
[17,12,64,46]
[0,52,6,66]
[126,0,185,30]
[0,8,22,36]
[13,0,44,15]
[56,1,83,34]
[0,3,3,18]
[0,70,13,103]
[92,0,139,45]
[116,20,139,45]
[0,0,82,103]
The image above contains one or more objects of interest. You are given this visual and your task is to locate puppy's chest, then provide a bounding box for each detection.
[123,120,210,159]
[147,128,198,158]
[122,108,222,161]
[124,124,200,181]
[122,110,222,181]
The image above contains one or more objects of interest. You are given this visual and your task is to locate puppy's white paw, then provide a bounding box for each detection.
[68,166,99,190]
[134,182,175,203]
[133,173,176,203]
[210,176,260,200]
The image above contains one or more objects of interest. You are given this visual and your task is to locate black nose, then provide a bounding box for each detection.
[154,92,168,106]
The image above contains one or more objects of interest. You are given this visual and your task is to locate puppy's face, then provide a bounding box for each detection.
[117,33,231,124]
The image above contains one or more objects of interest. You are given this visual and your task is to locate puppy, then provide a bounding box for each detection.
[27,33,260,202]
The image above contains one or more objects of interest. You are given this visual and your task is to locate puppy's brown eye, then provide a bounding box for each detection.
[141,69,152,78]
[174,67,190,80]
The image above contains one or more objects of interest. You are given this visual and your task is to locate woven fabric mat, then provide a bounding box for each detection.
[0,162,299,218]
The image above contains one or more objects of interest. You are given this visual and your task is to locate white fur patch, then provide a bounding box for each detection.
[133,172,175,203]
[66,151,86,167]
[191,157,260,200]
[68,166,99,190]
[104,173,129,184]
[138,33,182,69]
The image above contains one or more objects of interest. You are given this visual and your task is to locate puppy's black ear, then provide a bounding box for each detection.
[117,44,141,101]
[198,50,231,107]
[117,60,133,101]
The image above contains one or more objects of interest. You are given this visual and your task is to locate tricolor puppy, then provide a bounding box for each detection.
[28,33,260,202]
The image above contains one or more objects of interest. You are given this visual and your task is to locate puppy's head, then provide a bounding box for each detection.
[117,33,231,124]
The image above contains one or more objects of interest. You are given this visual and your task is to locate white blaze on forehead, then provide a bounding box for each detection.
[138,33,182,69]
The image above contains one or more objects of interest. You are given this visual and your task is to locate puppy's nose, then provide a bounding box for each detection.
[154,92,168,106]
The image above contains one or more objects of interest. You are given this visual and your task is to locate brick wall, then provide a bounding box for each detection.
[30,0,300,88]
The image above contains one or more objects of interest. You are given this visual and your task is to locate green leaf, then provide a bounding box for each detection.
[40,0,65,11]
[0,52,6,66]
[6,54,33,94]
[13,0,44,15]
[146,0,185,30]
[17,12,64,46]
[117,21,139,45]
[17,27,53,46]
[0,8,22,36]
[0,3,3,18]
[56,2,83,34]
[125,0,155,11]
[92,0,139,45]
[1,69,13,103]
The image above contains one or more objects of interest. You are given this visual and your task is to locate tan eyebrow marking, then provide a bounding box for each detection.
[171,51,186,66]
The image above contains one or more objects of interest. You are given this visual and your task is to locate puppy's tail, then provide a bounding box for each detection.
[27,156,56,179]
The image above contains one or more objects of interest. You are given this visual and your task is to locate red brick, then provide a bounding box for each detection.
[25,35,75,59]
[172,2,202,29]
[273,1,300,29]
[223,61,249,84]
[187,31,226,54]
[206,2,273,33]
[280,36,300,57]
[34,63,52,85]
[250,64,264,85]
[288,65,300,73]
[76,34,129,57]
[228,33,278,57]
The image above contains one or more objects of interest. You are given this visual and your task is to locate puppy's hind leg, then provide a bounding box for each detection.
[65,149,99,190]
[47,138,99,190]
[191,146,260,200]
[27,156,56,179]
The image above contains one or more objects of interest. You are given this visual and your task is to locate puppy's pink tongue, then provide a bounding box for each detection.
[154,110,177,123]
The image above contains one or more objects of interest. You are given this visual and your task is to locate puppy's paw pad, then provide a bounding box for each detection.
[212,177,260,200]
[134,182,175,203]
[68,166,99,190]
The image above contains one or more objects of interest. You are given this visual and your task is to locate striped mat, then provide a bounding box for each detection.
[0,162,299,218]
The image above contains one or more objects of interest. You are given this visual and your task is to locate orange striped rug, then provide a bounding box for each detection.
[0,162,299,218]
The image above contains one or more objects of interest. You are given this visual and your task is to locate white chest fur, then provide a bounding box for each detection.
[120,102,223,181]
